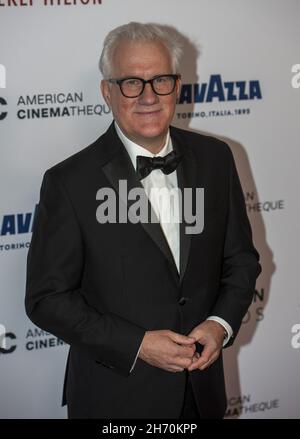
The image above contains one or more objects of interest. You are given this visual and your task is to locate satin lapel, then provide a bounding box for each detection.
[100,124,179,283]
[171,129,197,284]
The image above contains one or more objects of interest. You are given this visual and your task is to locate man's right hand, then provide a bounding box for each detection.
[138,330,196,372]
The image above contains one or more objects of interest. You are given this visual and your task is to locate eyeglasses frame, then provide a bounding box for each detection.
[107,74,181,98]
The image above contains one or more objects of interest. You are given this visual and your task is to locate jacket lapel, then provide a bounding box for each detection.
[171,127,197,284]
[98,123,179,284]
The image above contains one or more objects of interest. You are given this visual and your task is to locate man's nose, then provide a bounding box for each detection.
[139,82,158,104]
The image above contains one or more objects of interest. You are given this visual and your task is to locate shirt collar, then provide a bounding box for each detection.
[114,121,172,171]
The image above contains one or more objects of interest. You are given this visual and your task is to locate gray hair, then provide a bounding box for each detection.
[99,22,183,79]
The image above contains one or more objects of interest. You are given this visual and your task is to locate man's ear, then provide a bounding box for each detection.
[101,80,111,108]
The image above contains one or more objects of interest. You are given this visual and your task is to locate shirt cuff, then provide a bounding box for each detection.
[207,316,233,347]
[129,341,143,373]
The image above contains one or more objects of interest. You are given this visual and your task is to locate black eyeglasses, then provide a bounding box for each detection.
[108,74,181,98]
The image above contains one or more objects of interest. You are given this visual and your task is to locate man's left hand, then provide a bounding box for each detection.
[187,320,225,371]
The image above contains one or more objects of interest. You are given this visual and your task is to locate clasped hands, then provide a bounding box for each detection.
[139,320,225,373]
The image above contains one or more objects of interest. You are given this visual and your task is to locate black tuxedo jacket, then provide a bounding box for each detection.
[25,123,260,418]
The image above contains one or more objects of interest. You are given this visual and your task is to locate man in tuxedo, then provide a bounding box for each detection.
[25,22,261,419]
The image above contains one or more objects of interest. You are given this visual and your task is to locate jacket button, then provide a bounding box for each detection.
[178,297,187,306]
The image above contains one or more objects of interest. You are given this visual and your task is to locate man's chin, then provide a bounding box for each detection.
[134,122,168,138]
[135,128,167,144]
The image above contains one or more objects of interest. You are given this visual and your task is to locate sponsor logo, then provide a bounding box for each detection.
[0,324,7,350]
[0,64,6,89]
[0,241,31,252]
[0,96,7,120]
[242,288,265,325]
[179,74,262,104]
[15,91,110,120]
[25,327,66,351]
[0,206,37,236]
[245,191,284,214]
[225,394,279,418]
[0,326,17,354]
[0,206,37,252]
[177,74,262,120]
[0,0,102,7]
[1,325,66,353]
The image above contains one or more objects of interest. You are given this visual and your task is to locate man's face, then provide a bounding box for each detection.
[101,40,181,151]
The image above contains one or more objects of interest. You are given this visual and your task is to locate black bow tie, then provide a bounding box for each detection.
[136,150,182,180]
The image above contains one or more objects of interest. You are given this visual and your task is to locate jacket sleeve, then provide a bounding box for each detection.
[210,147,261,346]
[25,170,145,375]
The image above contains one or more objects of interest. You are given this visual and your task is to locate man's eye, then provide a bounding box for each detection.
[155,76,168,84]
[124,79,141,87]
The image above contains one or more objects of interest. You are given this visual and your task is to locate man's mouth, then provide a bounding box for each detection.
[135,109,161,115]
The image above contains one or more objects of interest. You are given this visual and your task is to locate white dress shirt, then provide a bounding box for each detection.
[114,122,233,371]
